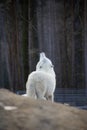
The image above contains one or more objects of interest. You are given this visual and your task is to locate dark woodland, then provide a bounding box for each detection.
[0,0,87,105]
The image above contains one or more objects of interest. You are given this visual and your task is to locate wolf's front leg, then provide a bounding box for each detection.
[46,94,54,102]
[36,92,46,100]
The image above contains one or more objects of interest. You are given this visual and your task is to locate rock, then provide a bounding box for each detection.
[0,89,87,130]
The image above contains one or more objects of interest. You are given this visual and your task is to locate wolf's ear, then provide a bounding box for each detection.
[40,52,46,60]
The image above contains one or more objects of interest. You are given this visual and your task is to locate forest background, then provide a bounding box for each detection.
[0,0,87,98]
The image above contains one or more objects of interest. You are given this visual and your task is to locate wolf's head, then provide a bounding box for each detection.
[36,52,55,76]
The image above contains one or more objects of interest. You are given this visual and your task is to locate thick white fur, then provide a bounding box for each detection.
[26,52,56,102]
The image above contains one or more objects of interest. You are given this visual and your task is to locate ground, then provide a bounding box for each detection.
[0,89,87,130]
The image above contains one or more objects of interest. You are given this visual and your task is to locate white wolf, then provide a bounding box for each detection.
[26,52,56,102]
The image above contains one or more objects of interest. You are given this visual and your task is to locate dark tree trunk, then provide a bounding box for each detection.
[28,0,39,73]
[73,0,85,89]
[0,6,11,89]
[84,0,87,95]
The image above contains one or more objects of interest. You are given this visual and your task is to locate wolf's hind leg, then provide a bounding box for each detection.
[26,85,37,99]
